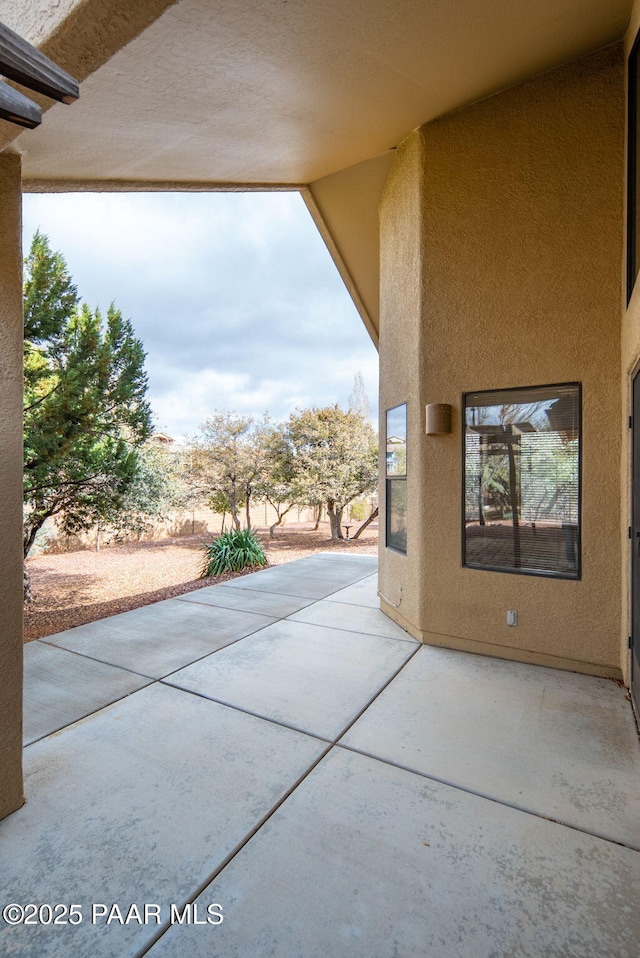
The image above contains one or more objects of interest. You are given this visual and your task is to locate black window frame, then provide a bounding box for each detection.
[461,382,582,581]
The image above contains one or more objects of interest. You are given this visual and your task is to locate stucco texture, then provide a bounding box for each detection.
[379,45,625,675]
[0,153,24,819]
[622,2,640,687]
[0,0,177,153]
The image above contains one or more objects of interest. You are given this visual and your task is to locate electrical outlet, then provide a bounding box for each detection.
[506,610,518,627]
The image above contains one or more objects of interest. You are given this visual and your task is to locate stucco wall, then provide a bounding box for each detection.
[378,133,425,630]
[0,0,178,154]
[0,153,24,820]
[0,0,82,45]
[622,1,640,688]
[379,45,625,676]
[305,152,395,344]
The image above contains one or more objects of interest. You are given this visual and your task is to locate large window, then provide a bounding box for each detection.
[463,384,581,579]
[386,403,407,553]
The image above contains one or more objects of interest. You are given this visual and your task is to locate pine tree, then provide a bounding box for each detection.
[23,233,153,558]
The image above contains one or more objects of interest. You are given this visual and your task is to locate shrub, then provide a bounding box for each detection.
[349,499,367,522]
[200,527,268,578]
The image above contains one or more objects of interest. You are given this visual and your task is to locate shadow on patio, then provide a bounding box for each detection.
[3,554,640,956]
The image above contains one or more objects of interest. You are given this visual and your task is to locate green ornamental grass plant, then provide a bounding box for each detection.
[201,527,268,578]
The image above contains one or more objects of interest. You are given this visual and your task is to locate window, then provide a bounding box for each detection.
[386,403,407,553]
[463,384,580,579]
[628,32,640,302]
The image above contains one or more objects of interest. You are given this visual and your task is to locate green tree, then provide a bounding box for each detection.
[253,421,300,537]
[90,442,182,549]
[191,411,264,530]
[23,233,153,558]
[285,405,378,540]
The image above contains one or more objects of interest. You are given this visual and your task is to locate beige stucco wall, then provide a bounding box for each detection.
[305,152,395,344]
[378,132,426,634]
[0,153,24,820]
[0,0,83,46]
[0,0,178,154]
[379,45,625,677]
[622,1,640,689]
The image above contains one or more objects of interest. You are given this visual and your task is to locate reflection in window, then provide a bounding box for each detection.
[463,384,580,578]
[387,477,407,553]
[386,403,407,553]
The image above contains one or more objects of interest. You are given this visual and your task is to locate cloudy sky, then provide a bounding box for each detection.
[22,191,378,440]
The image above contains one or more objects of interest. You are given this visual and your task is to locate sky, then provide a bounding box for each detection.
[22,191,379,440]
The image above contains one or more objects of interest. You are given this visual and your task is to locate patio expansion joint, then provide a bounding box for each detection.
[161,630,421,745]
[25,619,278,745]
[211,570,378,604]
[34,638,159,680]
[322,642,424,743]
[283,613,418,645]
[23,679,160,749]
[334,743,640,854]
[157,680,335,745]
[324,597,378,609]
[172,595,280,619]
[133,739,335,958]
[38,614,276,683]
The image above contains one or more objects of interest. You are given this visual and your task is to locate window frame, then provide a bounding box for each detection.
[461,382,582,581]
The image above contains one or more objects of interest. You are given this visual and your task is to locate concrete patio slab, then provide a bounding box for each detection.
[324,573,379,608]
[213,567,344,599]
[165,619,418,740]
[0,683,327,958]
[176,583,315,618]
[23,641,151,745]
[275,552,377,572]
[45,599,274,678]
[220,555,377,599]
[9,554,640,958]
[341,645,640,848]
[146,746,640,958]
[288,597,413,642]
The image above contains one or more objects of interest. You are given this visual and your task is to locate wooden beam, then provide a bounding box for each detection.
[0,21,79,104]
[0,82,41,129]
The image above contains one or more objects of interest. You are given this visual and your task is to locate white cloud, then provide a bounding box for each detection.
[22,191,379,439]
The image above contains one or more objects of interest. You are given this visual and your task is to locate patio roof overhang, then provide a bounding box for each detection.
[0,0,632,341]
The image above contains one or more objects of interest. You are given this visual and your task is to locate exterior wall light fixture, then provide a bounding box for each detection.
[425,403,452,435]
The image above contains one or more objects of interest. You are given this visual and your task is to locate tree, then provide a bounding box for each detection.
[23,233,153,558]
[170,443,214,530]
[191,412,264,530]
[285,405,378,540]
[90,442,182,549]
[351,506,378,540]
[253,422,300,537]
[348,371,371,421]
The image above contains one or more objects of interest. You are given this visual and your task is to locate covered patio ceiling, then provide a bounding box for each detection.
[0,0,632,338]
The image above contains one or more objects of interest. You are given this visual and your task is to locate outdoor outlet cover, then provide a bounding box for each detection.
[506,610,518,627]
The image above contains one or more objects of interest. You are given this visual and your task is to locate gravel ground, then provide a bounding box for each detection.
[24,522,378,641]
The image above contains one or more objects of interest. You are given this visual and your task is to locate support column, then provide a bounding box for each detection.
[378,131,427,639]
[0,151,24,820]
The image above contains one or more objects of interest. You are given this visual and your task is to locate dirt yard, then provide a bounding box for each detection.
[24,522,378,641]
